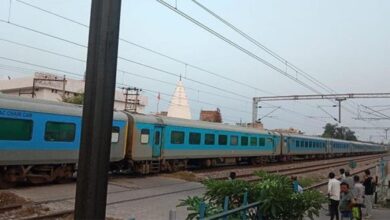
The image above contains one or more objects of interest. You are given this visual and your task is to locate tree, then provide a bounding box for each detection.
[322,123,357,141]
[62,93,84,105]
[322,123,337,138]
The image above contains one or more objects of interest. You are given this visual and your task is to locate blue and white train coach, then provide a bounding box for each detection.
[0,94,128,185]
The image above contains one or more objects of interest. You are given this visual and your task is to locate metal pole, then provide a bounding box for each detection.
[169,209,176,220]
[335,98,346,123]
[252,98,258,126]
[74,0,122,219]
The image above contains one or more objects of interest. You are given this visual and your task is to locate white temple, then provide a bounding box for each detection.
[167,80,191,119]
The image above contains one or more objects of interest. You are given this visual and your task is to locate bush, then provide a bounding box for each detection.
[178,172,326,220]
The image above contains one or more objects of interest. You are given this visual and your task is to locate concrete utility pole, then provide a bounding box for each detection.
[74,0,122,219]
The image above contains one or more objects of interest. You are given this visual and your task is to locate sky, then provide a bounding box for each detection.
[0,0,389,142]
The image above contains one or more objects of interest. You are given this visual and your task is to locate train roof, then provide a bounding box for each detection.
[282,133,329,141]
[127,112,279,136]
[0,94,127,120]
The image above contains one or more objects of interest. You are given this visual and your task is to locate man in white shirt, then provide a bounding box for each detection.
[328,172,341,220]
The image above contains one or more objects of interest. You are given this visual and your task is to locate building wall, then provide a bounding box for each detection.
[200,110,222,123]
[0,72,147,112]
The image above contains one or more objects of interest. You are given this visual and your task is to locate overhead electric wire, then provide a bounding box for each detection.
[156,0,323,94]
[140,89,252,115]
[191,0,336,94]
[0,55,327,126]
[0,56,82,78]
[158,0,361,122]
[16,0,355,119]
[0,38,86,62]
[15,0,89,28]
[117,56,250,100]
[0,38,250,104]
[0,19,87,48]
[0,19,254,101]
[190,0,360,118]
[8,0,341,126]
[1,0,357,128]
[14,0,273,95]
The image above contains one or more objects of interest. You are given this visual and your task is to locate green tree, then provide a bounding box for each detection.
[322,123,337,138]
[62,93,84,105]
[322,123,357,141]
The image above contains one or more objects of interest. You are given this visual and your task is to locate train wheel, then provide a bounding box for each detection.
[0,173,14,189]
[201,159,212,168]
[250,157,262,165]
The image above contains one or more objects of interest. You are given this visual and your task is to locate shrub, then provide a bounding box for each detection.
[178,172,326,220]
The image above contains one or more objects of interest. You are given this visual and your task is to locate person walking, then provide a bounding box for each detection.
[362,169,374,219]
[343,171,354,189]
[328,172,341,220]
[339,182,355,220]
[228,172,236,180]
[340,168,346,180]
[291,176,303,193]
[352,175,364,220]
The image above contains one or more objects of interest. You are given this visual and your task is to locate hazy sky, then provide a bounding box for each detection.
[0,0,389,142]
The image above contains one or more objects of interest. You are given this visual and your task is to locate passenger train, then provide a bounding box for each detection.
[0,94,386,187]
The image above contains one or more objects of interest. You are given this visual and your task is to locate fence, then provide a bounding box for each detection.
[198,192,263,220]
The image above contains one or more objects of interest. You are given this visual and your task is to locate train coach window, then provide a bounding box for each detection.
[205,133,215,145]
[111,126,120,143]
[0,117,33,140]
[300,141,304,147]
[154,131,160,145]
[189,132,201,145]
[241,136,248,146]
[259,137,265,146]
[305,141,308,148]
[250,137,257,146]
[230,135,238,145]
[218,135,228,145]
[295,140,299,147]
[171,131,185,144]
[45,122,75,142]
[140,129,150,144]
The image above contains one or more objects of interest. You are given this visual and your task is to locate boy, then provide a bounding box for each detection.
[339,182,355,220]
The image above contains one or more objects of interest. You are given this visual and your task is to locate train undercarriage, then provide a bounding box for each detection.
[0,164,74,188]
[0,152,381,188]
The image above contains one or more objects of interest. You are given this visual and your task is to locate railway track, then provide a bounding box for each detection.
[305,163,379,190]
[202,154,383,182]
[2,154,386,219]
[0,181,205,220]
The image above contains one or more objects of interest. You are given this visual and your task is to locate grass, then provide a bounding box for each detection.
[299,176,323,188]
[162,171,200,182]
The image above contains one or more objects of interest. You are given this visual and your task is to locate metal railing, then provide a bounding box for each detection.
[199,192,263,220]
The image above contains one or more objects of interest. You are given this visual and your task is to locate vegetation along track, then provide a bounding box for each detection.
[208,154,385,182]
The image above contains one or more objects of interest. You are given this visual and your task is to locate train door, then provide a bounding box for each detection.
[326,140,331,154]
[152,127,163,158]
[285,136,290,154]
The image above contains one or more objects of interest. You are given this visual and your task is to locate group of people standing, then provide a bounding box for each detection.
[328,169,376,220]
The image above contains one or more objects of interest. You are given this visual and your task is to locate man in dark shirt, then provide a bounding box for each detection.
[362,169,374,218]
[339,182,355,220]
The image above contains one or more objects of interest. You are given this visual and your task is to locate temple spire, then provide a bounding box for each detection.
[167,80,191,119]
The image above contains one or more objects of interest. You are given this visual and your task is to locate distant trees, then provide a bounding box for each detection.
[322,123,357,141]
[62,93,84,105]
